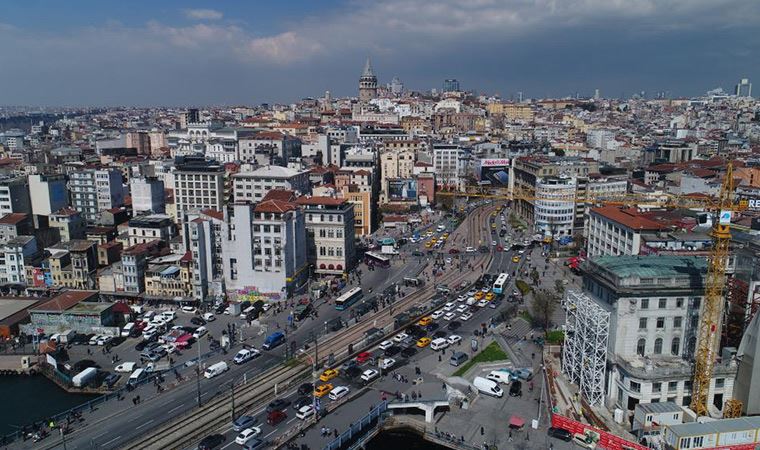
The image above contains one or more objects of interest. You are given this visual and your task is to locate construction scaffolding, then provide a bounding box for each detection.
[562,290,610,407]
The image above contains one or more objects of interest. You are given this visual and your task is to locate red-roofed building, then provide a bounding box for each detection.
[27,290,116,334]
[296,195,356,275]
[587,206,671,257]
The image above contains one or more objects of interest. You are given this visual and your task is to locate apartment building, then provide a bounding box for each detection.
[0,236,40,285]
[380,149,415,203]
[432,144,463,189]
[296,196,356,276]
[49,208,86,242]
[172,156,225,222]
[69,168,125,223]
[29,174,69,216]
[586,206,668,257]
[127,214,175,246]
[45,240,98,289]
[232,166,310,203]
[130,176,165,214]
[0,176,31,215]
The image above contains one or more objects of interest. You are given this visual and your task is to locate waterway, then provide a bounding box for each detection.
[0,375,96,436]
[366,429,450,450]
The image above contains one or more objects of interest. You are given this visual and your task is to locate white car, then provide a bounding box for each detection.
[160,311,176,322]
[443,312,456,321]
[360,369,379,383]
[392,333,408,343]
[114,362,137,373]
[466,290,477,297]
[456,304,468,313]
[378,340,393,350]
[431,309,445,320]
[193,326,208,339]
[181,306,197,314]
[96,335,113,346]
[235,427,261,445]
[296,405,315,420]
[161,343,178,354]
[465,247,476,253]
[456,295,467,303]
[481,287,489,293]
[477,300,489,308]
[202,313,216,322]
[329,385,350,401]
[460,312,474,321]
[233,348,260,364]
[491,241,497,246]
[443,302,456,311]
[445,258,452,264]
[379,358,396,370]
[447,335,462,345]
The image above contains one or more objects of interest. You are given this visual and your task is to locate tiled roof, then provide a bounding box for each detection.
[0,213,28,225]
[255,200,296,214]
[262,189,296,202]
[295,196,346,207]
[591,206,667,231]
[32,290,99,312]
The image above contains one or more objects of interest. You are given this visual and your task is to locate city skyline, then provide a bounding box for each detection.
[0,0,759,106]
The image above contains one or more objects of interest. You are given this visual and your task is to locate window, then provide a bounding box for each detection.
[671,337,681,355]
[676,298,684,308]
[668,381,678,392]
[656,317,665,329]
[673,317,682,328]
[659,298,667,309]
[630,381,641,393]
[636,338,646,356]
[652,382,661,392]
[715,378,725,388]
[654,338,663,354]
[639,318,647,330]
[641,298,649,309]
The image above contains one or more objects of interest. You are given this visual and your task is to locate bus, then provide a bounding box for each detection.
[335,287,363,311]
[493,273,509,294]
[404,277,424,287]
[365,251,391,268]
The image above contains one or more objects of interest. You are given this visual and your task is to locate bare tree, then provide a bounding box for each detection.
[554,279,565,296]
[531,289,559,335]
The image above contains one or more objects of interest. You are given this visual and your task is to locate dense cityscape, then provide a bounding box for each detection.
[1,4,760,450]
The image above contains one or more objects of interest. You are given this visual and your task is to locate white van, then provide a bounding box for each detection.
[466,297,477,306]
[128,368,147,386]
[486,370,512,385]
[121,322,135,337]
[473,376,503,398]
[430,338,449,351]
[436,225,446,233]
[204,361,229,379]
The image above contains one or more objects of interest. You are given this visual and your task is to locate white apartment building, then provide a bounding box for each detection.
[232,166,310,203]
[69,168,125,223]
[0,176,31,215]
[238,131,300,166]
[296,196,355,276]
[433,144,462,189]
[172,156,225,222]
[127,214,175,246]
[130,176,165,214]
[29,174,69,216]
[578,256,736,413]
[222,201,308,298]
[380,149,415,203]
[534,176,576,237]
[586,206,667,257]
[186,217,214,300]
[0,236,38,285]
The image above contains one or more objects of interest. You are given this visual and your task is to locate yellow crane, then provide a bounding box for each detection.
[438,164,745,417]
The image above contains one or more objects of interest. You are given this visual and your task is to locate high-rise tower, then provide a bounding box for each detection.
[358,57,378,102]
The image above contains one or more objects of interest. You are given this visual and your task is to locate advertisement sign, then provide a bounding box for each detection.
[480,158,510,167]
[477,159,510,187]
[230,286,282,303]
[387,179,417,201]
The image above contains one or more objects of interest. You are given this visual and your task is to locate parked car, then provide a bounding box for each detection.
[447,335,462,345]
[509,380,523,397]
[360,369,379,383]
[293,396,311,411]
[190,317,206,326]
[378,340,393,350]
[319,368,339,382]
[547,427,572,442]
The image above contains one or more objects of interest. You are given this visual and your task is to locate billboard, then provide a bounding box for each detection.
[387,179,417,201]
[477,158,510,187]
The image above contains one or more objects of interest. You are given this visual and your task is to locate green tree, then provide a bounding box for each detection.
[531,289,559,335]
[530,267,540,286]
[555,279,565,296]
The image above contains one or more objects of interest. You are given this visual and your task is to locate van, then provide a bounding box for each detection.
[204,361,229,379]
[450,351,468,367]
[486,370,512,385]
[262,331,285,350]
[437,225,446,233]
[121,322,136,337]
[430,338,449,351]
[128,368,147,386]
[473,376,504,398]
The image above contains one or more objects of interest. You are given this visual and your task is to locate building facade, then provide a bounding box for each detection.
[172,156,224,222]
[69,168,125,223]
[296,197,356,276]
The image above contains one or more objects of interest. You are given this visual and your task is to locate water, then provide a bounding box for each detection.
[0,375,97,435]
[366,429,450,450]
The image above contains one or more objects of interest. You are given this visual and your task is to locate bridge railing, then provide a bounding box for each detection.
[321,400,388,450]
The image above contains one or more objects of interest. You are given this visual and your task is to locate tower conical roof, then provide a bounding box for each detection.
[362,57,374,77]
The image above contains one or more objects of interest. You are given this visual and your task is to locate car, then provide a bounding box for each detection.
[266,398,291,412]
[181,306,197,314]
[460,312,473,321]
[400,346,417,358]
[416,337,431,348]
[432,330,447,339]
[340,359,358,372]
[297,382,314,396]
[474,291,484,300]
[417,316,432,327]
[456,304,468,313]
[233,348,261,364]
[448,248,460,254]
[456,295,467,302]
[485,292,495,301]
[232,415,257,432]
[509,380,522,397]
[547,427,573,442]
[355,352,372,364]
[491,241,497,246]
[477,300,489,308]
[319,368,339,382]
[235,427,262,445]
[448,321,462,331]
[161,343,178,354]
[496,245,503,252]
[360,369,379,383]
[343,366,362,380]
[431,309,445,320]
[466,289,477,297]
[201,312,215,321]
[512,256,520,263]
[392,333,408,343]
[465,246,476,253]
[481,287,490,293]
[447,335,462,345]
[193,326,208,339]
[412,250,424,257]
[190,317,206,326]
[378,340,393,350]
[103,373,121,388]
[296,405,315,420]
[489,299,502,309]
[379,358,396,370]
[384,345,401,357]
[266,409,287,426]
[329,385,350,401]
[198,434,226,450]
[114,362,137,373]
[293,396,311,411]
[443,312,456,321]
[314,384,333,398]
[89,334,102,345]
[572,433,597,449]
[443,302,456,311]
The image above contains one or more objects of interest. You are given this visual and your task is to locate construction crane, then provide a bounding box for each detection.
[437,164,745,417]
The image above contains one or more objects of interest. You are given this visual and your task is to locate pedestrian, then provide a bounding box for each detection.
[508,431,512,442]
[480,426,484,436]
[418,390,422,399]
[320,426,325,437]
[334,429,338,438]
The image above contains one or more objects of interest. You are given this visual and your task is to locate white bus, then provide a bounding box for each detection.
[493,273,509,294]
[335,287,363,311]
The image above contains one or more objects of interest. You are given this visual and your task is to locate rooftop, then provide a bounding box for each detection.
[255,199,297,214]
[666,416,760,438]
[31,290,99,313]
[590,206,668,231]
[65,302,113,315]
[295,196,347,207]
[590,255,707,279]
[0,298,41,321]
[0,213,29,225]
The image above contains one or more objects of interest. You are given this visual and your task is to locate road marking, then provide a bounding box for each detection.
[167,403,185,414]
[102,435,122,446]
[136,419,154,430]
[286,417,297,424]
[220,441,236,450]
[263,429,277,439]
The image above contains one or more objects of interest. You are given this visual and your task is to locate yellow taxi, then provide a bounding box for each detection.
[474,291,485,300]
[442,233,450,239]
[491,223,497,229]
[416,337,431,348]
[485,292,495,301]
[319,368,339,382]
[424,242,433,248]
[314,384,333,398]
[512,256,520,263]
[430,237,438,243]
[417,316,433,327]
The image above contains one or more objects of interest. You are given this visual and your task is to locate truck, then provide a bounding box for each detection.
[204,361,229,379]
[261,331,285,350]
[72,367,98,388]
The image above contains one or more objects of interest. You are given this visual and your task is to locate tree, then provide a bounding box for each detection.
[554,279,565,297]
[531,289,559,335]
[530,268,540,286]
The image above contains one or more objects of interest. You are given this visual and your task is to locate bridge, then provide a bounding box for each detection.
[386,398,450,422]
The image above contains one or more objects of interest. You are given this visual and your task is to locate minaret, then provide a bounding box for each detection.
[358,57,378,102]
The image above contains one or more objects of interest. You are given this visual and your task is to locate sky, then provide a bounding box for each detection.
[0,0,758,106]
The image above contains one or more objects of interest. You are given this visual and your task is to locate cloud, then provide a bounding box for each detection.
[183,8,223,21]
[242,32,325,64]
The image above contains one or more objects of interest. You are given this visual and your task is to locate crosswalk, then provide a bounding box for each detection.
[502,317,532,344]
